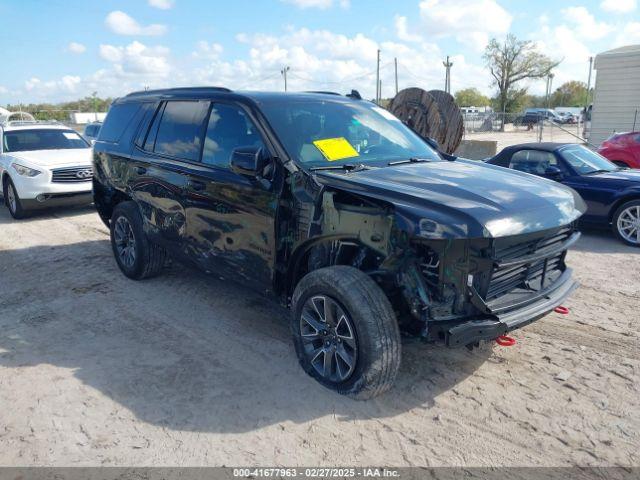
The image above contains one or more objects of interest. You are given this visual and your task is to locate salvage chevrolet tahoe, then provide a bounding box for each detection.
[93,88,586,399]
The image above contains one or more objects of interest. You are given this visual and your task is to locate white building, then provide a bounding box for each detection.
[590,45,640,146]
[69,112,107,124]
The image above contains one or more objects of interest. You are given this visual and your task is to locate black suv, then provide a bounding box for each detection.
[93,87,586,399]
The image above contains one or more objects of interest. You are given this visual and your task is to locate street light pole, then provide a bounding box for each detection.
[585,56,593,108]
[443,56,453,94]
[375,49,381,104]
[281,66,290,92]
[394,57,398,95]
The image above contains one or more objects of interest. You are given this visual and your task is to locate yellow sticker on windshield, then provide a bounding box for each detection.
[313,137,360,162]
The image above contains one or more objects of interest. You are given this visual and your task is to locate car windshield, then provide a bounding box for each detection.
[3,128,89,153]
[560,145,618,175]
[258,99,441,168]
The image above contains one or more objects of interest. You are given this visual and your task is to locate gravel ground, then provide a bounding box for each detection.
[0,203,638,467]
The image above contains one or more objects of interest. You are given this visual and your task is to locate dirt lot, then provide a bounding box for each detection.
[0,203,638,467]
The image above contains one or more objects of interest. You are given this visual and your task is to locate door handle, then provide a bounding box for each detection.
[189,180,206,191]
[136,166,147,175]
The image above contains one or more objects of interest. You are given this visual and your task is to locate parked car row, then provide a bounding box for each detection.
[0,88,636,400]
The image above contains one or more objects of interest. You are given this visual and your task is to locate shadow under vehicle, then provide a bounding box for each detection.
[92,88,586,399]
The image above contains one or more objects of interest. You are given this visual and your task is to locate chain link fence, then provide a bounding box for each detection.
[462,112,589,153]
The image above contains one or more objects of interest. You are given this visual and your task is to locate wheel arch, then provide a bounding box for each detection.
[283,234,384,301]
[609,194,640,223]
[93,179,133,228]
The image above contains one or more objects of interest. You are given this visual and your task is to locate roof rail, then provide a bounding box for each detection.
[0,119,64,127]
[125,86,233,97]
[304,91,342,96]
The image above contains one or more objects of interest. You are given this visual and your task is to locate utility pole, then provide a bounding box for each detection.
[281,66,290,92]
[379,80,382,103]
[585,56,593,109]
[375,49,381,104]
[91,91,98,121]
[545,73,555,108]
[443,56,453,94]
[394,57,398,95]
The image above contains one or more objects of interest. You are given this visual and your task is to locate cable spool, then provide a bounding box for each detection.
[427,90,464,155]
[388,88,442,147]
[388,87,463,155]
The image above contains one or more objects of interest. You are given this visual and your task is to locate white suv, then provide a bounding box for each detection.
[0,121,93,218]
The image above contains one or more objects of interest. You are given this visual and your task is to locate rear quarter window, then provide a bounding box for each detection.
[99,102,143,143]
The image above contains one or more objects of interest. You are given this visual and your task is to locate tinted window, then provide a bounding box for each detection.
[3,129,89,152]
[99,103,142,143]
[154,101,209,161]
[509,150,558,175]
[202,104,265,168]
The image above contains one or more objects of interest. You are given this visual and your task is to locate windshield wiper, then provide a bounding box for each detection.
[388,157,431,166]
[584,169,613,175]
[310,163,368,172]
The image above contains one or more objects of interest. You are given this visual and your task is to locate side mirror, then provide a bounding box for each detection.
[230,146,267,177]
[544,166,564,180]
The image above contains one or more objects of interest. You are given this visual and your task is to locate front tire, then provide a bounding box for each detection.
[110,202,168,279]
[291,266,401,400]
[612,200,640,247]
[3,177,27,219]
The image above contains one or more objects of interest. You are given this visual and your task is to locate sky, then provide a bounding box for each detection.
[0,0,638,105]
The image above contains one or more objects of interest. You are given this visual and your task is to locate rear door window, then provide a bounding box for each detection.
[153,101,209,161]
[99,103,142,143]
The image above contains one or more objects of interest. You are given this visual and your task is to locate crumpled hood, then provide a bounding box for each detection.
[314,159,586,239]
[9,148,92,168]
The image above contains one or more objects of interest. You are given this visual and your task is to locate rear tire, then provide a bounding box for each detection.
[612,199,640,247]
[3,177,27,219]
[110,201,168,279]
[291,266,401,400]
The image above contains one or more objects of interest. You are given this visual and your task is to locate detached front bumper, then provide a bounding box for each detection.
[445,268,578,347]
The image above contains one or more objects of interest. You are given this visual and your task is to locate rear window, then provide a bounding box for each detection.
[99,103,142,143]
[3,129,89,152]
[152,101,209,161]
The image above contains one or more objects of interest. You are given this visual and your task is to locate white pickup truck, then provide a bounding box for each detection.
[0,121,93,218]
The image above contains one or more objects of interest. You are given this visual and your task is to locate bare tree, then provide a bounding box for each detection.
[484,34,560,127]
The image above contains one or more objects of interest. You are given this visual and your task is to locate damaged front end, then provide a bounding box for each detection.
[276,168,581,349]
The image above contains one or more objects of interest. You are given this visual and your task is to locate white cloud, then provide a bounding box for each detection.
[7,24,493,103]
[192,41,224,60]
[601,0,637,13]
[561,6,612,40]
[418,0,512,51]
[99,41,171,77]
[532,22,593,95]
[67,42,86,54]
[148,0,174,9]
[395,15,422,43]
[105,11,167,36]
[614,21,640,46]
[280,0,349,9]
[24,75,81,94]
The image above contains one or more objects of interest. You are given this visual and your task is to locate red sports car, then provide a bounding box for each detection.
[598,131,640,169]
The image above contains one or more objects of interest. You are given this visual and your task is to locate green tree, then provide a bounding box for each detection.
[484,34,560,124]
[454,88,490,107]
[550,81,588,107]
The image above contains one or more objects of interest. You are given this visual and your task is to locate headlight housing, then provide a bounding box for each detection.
[12,163,41,177]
